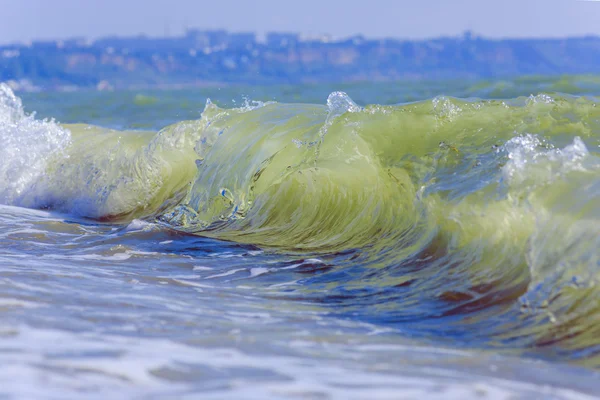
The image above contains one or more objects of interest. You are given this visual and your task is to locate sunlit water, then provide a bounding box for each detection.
[2,77,600,399]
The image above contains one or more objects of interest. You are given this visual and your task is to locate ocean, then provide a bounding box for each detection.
[1,76,600,399]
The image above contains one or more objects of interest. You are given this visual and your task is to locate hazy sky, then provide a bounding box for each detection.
[1,0,600,44]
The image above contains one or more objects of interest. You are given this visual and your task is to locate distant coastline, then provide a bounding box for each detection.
[2,29,600,91]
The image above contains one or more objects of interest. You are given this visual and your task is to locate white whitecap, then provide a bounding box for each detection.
[0,83,71,206]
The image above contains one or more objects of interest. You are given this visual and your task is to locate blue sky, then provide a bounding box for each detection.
[1,0,600,44]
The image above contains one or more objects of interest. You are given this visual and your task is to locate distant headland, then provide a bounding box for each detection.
[2,29,600,91]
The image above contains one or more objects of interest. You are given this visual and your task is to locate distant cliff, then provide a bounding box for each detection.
[2,30,600,91]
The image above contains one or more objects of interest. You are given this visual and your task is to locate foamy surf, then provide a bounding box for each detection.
[1,82,600,398]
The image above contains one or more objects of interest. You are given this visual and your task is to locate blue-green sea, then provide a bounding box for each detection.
[2,76,600,399]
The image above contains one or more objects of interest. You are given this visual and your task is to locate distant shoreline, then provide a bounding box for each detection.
[2,30,600,91]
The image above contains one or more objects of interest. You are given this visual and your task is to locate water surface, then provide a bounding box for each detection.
[2,77,600,399]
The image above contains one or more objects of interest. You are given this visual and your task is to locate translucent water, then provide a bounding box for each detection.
[2,79,600,398]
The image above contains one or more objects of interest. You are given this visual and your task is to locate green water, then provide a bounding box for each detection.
[2,76,600,398]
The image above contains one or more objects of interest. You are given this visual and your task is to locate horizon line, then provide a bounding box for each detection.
[2,29,600,47]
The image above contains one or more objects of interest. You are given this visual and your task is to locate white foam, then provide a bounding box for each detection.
[0,83,71,205]
[1,325,596,400]
[432,96,463,120]
[501,134,595,186]
[249,267,270,277]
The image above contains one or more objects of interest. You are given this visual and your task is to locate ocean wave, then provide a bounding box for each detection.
[2,83,600,365]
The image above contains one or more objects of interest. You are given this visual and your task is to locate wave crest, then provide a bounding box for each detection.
[2,88,600,364]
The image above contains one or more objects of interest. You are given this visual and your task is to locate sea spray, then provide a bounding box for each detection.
[1,84,600,368]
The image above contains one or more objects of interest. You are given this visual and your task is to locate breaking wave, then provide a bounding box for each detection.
[2,83,600,366]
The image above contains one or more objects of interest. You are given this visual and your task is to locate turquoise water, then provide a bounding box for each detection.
[2,76,600,399]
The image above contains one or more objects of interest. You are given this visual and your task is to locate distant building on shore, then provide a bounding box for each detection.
[1,29,600,91]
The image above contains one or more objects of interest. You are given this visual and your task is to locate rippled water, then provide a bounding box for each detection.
[2,77,600,399]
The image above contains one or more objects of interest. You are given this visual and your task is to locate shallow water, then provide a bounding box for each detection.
[2,77,600,399]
